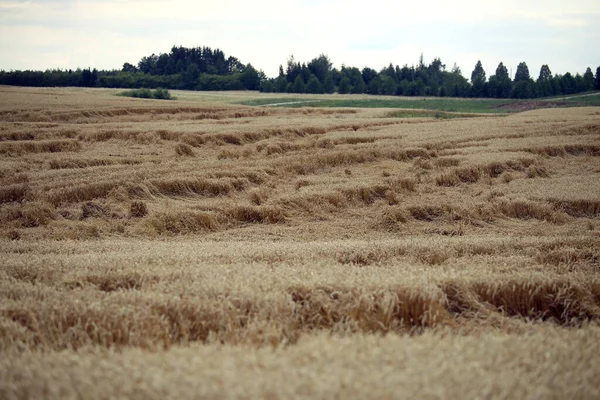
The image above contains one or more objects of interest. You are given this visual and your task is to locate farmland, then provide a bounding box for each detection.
[1,86,599,399]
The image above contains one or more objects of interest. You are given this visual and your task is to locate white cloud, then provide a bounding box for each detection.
[0,0,598,77]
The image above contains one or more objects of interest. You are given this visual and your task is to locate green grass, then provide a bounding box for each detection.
[386,110,497,119]
[117,88,175,100]
[240,91,600,113]
[240,97,517,113]
[562,92,600,106]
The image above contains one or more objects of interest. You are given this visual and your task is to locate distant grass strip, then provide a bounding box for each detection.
[117,88,175,100]
[562,92,600,106]
[387,110,495,119]
[240,97,516,113]
[240,92,600,113]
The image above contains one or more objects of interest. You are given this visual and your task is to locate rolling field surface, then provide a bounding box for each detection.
[1,86,599,399]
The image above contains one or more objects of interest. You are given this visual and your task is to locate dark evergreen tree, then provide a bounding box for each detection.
[307,54,332,83]
[292,74,305,93]
[275,76,287,92]
[323,75,335,94]
[399,65,414,81]
[489,62,512,98]
[305,74,323,93]
[330,68,342,86]
[427,57,445,85]
[260,80,274,92]
[300,63,311,84]
[379,75,397,95]
[122,63,138,73]
[551,76,563,95]
[338,77,351,94]
[361,67,378,85]
[240,64,261,90]
[345,67,366,93]
[470,60,487,97]
[561,73,576,94]
[496,62,509,81]
[442,68,469,97]
[575,74,587,93]
[538,65,552,82]
[583,67,594,90]
[537,65,553,97]
[286,55,301,83]
[595,66,600,90]
[415,78,426,96]
[514,62,530,83]
[428,81,439,97]
[367,76,381,95]
[182,64,199,89]
[398,80,410,96]
[381,63,397,82]
[138,54,158,74]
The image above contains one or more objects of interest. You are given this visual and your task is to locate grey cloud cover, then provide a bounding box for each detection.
[0,0,598,78]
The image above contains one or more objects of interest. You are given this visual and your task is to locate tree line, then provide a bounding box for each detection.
[1,46,599,99]
[0,46,263,91]
[261,54,600,99]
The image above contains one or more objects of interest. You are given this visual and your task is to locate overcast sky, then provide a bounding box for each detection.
[1,0,598,79]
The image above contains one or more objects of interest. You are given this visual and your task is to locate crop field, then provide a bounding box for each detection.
[1,86,599,399]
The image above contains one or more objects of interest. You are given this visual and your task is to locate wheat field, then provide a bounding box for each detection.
[1,86,599,399]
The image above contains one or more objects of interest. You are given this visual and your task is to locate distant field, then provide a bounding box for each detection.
[240,96,517,112]
[240,91,600,113]
[1,86,599,399]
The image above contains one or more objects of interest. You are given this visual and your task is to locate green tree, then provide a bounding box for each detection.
[561,73,576,94]
[350,77,366,94]
[361,67,378,85]
[286,55,301,83]
[300,63,311,83]
[428,81,439,96]
[492,62,512,98]
[122,63,138,73]
[380,75,397,95]
[345,68,366,93]
[551,76,563,95]
[260,80,274,92]
[367,77,381,95]
[305,74,323,93]
[470,60,486,97]
[575,74,587,93]
[275,76,287,92]
[583,67,594,90]
[513,80,535,98]
[487,75,499,98]
[537,65,552,97]
[381,63,397,82]
[496,62,509,80]
[338,77,351,94]
[307,54,332,83]
[241,64,261,90]
[514,62,530,84]
[292,74,305,93]
[415,78,426,96]
[442,69,469,97]
[538,64,552,82]
[182,64,200,89]
[595,66,600,90]
[398,80,409,96]
[323,75,335,94]
[138,54,158,74]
